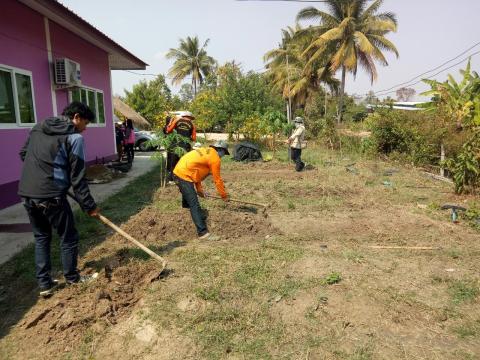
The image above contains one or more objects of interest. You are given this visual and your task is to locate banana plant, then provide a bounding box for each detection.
[421,59,480,191]
[421,60,480,130]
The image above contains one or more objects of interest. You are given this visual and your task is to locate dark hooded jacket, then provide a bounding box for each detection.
[18,116,96,211]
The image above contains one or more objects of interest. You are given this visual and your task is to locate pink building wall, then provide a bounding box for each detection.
[0,0,53,186]
[0,0,115,209]
[49,21,115,161]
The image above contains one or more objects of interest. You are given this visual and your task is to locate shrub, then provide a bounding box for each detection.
[366,109,444,166]
[444,131,480,193]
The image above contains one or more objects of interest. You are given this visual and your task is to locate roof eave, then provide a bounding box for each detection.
[19,0,148,70]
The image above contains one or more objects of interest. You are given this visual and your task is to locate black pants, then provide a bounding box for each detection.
[23,197,80,289]
[291,148,305,172]
[174,175,208,236]
[124,143,134,163]
[167,143,192,181]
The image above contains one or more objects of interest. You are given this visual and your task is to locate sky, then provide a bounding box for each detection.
[59,0,480,101]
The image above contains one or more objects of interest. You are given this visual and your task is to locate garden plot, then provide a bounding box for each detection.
[1,150,479,360]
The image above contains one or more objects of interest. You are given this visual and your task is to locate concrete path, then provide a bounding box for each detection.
[0,152,157,265]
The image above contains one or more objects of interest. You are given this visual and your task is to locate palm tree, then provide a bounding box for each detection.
[297,0,399,122]
[264,26,339,118]
[166,36,216,96]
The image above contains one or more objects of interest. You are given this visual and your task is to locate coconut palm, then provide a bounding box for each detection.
[297,0,399,122]
[166,36,216,96]
[264,26,339,117]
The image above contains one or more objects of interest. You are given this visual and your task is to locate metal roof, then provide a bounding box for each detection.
[19,0,148,70]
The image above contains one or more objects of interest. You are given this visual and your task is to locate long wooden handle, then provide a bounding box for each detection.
[368,245,440,250]
[97,213,167,268]
[66,191,167,269]
[206,194,267,208]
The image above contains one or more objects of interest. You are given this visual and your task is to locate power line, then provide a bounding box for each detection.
[123,70,193,80]
[373,41,480,96]
[363,50,480,98]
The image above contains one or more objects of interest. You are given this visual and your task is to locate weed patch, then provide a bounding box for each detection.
[449,280,480,304]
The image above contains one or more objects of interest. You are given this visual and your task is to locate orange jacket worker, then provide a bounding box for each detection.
[173,141,229,239]
[165,111,197,183]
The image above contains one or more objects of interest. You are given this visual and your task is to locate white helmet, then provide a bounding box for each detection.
[174,111,195,119]
[294,116,304,124]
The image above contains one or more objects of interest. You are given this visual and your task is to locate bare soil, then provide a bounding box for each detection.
[1,153,479,359]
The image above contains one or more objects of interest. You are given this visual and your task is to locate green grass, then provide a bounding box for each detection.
[342,250,365,263]
[323,272,342,285]
[453,320,480,338]
[449,280,480,304]
[146,239,310,359]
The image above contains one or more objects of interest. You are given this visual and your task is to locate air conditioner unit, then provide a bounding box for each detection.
[54,58,81,86]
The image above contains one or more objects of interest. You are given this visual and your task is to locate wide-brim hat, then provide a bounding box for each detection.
[210,140,230,155]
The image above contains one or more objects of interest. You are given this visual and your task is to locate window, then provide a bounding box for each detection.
[0,65,36,126]
[70,87,105,125]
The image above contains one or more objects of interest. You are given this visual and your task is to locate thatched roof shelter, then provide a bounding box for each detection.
[113,97,150,129]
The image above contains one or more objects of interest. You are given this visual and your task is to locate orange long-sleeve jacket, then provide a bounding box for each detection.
[165,116,196,141]
[173,147,227,198]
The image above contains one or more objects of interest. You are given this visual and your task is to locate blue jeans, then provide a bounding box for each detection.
[173,175,208,236]
[291,148,305,172]
[23,197,80,289]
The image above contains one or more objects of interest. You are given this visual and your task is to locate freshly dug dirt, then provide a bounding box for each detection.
[121,206,278,244]
[4,185,279,359]
[14,255,158,358]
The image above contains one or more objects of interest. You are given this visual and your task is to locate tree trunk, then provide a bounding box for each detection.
[337,66,346,124]
[286,101,291,122]
[324,85,328,118]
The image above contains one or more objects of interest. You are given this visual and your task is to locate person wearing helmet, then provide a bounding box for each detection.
[173,140,230,240]
[165,111,197,183]
[286,116,306,171]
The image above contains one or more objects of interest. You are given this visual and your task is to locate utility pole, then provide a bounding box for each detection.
[286,53,292,162]
[286,53,292,122]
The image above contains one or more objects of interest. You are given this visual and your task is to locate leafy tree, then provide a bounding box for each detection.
[166,36,217,96]
[189,90,220,134]
[364,90,379,104]
[123,75,172,126]
[260,110,289,155]
[178,84,194,104]
[214,67,283,139]
[396,87,416,102]
[264,26,339,117]
[297,0,399,122]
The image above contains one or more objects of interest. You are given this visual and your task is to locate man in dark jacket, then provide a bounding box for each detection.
[18,101,99,297]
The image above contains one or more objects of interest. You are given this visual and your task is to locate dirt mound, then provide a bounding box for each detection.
[122,205,279,243]
[16,254,159,358]
[8,194,279,359]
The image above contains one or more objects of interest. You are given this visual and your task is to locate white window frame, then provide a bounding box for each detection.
[0,63,37,129]
[68,86,106,128]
